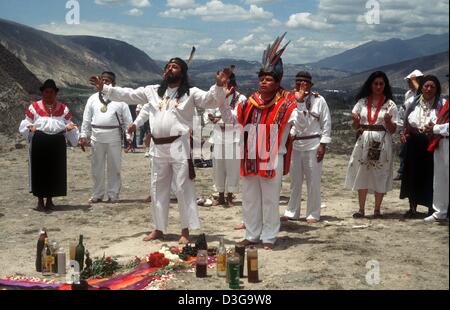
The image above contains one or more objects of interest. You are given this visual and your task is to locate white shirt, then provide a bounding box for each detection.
[19,100,79,146]
[204,92,247,145]
[430,105,449,137]
[80,93,133,143]
[103,83,226,159]
[290,94,332,152]
[408,100,435,130]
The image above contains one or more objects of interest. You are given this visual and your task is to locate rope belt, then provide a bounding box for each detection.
[152,135,181,145]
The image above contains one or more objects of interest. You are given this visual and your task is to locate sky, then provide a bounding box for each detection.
[0,0,448,63]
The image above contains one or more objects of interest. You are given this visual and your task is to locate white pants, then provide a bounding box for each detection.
[432,139,449,219]
[285,149,323,221]
[151,156,200,234]
[91,141,122,200]
[242,155,284,244]
[213,142,240,193]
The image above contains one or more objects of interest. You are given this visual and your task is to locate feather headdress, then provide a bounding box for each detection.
[260,32,290,75]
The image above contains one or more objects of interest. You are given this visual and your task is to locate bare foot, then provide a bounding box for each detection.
[238,239,257,247]
[143,230,163,242]
[179,229,190,244]
[262,243,274,250]
[144,195,152,203]
[45,198,55,210]
[280,216,290,222]
[234,223,246,230]
[307,218,318,224]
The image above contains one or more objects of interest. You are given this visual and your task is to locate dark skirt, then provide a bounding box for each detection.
[30,131,67,197]
[400,132,434,208]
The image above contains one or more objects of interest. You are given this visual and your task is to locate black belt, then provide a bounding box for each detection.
[152,135,181,145]
[359,125,386,132]
[91,125,121,129]
[293,134,321,141]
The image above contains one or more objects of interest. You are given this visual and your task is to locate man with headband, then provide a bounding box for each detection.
[80,71,133,203]
[90,57,229,244]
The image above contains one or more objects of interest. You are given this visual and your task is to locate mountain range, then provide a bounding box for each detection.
[0,17,448,137]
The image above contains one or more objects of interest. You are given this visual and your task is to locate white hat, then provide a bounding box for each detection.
[405,69,424,80]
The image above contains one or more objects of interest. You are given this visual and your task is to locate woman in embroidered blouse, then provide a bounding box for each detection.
[19,79,79,211]
[400,75,443,218]
[345,71,398,218]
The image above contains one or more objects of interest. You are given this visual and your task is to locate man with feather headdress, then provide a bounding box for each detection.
[219,34,308,249]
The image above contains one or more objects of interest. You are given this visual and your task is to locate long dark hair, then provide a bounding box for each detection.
[356,71,393,103]
[420,75,442,109]
[157,59,191,99]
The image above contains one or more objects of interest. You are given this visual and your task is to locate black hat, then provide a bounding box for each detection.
[296,71,313,84]
[40,79,59,92]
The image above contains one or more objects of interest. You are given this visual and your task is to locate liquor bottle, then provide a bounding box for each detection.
[35,228,47,272]
[75,235,85,271]
[227,254,240,289]
[196,250,208,278]
[41,238,54,276]
[235,244,245,278]
[216,238,226,277]
[51,241,59,274]
[69,238,77,261]
[247,246,259,283]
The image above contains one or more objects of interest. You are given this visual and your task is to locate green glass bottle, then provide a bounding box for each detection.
[75,235,85,271]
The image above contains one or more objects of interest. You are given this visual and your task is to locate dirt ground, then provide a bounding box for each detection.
[0,144,448,290]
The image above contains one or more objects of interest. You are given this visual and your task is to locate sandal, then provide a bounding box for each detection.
[373,211,383,219]
[352,210,365,218]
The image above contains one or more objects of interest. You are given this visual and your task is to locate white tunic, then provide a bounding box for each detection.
[204,92,247,145]
[103,84,226,159]
[345,98,399,194]
[80,93,133,143]
[290,94,332,151]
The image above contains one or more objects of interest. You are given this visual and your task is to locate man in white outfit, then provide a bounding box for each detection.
[282,71,332,224]
[90,58,228,244]
[205,72,246,207]
[424,98,449,222]
[80,72,133,203]
[219,34,308,249]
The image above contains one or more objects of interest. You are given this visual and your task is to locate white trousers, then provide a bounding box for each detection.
[432,139,449,219]
[242,155,283,244]
[213,142,240,193]
[91,141,122,200]
[151,156,200,233]
[285,149,323,221]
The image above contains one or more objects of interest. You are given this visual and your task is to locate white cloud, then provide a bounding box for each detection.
[160,1,272,22]
[130,0,150,8]
[167,0,197,8]
[286,12,332,30]
[126,8,143,16]
[95,0,150,8]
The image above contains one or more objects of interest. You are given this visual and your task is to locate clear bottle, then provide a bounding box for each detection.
[35,228,47,272]
[41,238,54,276]
[50,241,59,273]
[69,238,77,261]
[216,238,227,277]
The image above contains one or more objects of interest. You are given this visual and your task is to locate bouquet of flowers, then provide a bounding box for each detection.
[81,254,121,279]
[146,252,170,268]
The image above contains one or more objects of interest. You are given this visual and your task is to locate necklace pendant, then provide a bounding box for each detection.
[101,105,108,113]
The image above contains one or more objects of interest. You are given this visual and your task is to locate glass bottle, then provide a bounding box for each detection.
[227,254,240,289]
[57,247,66,275]
[69,238,77,261]
[235,244,245,278]
[196,250,208,278]
[216,238,226,277]
[41,238,54,276]
[247,246,259,283]
[35,228,47,272]
[75,235,85,271]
